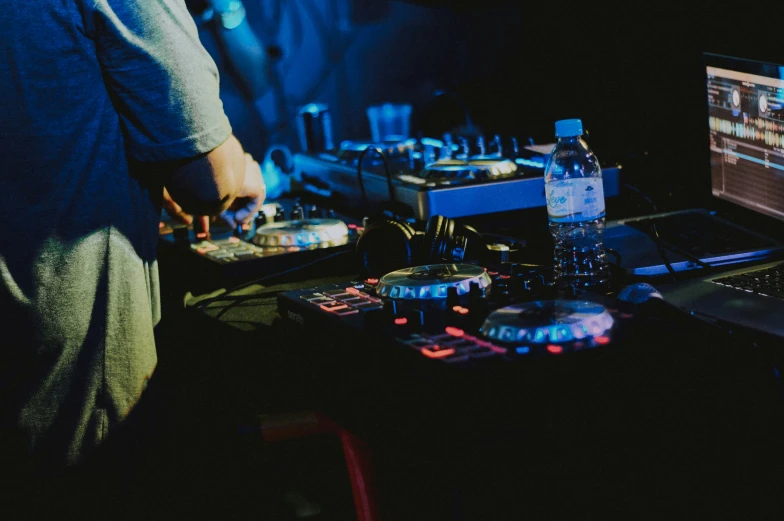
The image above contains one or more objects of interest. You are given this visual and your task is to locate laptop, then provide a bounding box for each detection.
[634,53,784,338]
[605,52,784,277]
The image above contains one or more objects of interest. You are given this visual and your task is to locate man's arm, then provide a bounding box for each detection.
[164,134,247,217]
[88,0,265,222]
[163,136,266,231]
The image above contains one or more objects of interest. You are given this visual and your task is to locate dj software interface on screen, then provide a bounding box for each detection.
[707,65,784,220]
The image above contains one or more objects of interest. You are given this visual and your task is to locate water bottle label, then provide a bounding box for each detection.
[546,178,605,222]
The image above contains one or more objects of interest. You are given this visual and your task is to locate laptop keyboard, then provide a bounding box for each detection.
[626,212,775,258]
[712,265,784,300]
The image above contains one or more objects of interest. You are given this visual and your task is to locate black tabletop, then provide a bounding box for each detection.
[170,270,784,521]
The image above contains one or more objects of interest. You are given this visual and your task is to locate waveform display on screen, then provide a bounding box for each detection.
[709,116,784,148]
[749,117,784,131]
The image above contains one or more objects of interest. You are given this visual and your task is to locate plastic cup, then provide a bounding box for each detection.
[366,103,412,143]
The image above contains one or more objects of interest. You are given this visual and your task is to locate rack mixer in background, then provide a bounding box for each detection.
[291,134,621,220]
[158,197,363,293]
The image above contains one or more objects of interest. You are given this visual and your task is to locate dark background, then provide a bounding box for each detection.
[212,0,783,202]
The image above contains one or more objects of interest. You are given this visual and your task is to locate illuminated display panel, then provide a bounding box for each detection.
[706,56,784,221]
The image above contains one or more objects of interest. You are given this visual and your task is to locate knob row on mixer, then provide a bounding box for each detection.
[253,200,337,229]
[336,134,534,166]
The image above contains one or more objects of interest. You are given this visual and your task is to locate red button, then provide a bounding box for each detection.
[445,326,464,337]
[422,347,456,359]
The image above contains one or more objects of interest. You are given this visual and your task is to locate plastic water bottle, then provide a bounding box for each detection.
[544,119,609,292]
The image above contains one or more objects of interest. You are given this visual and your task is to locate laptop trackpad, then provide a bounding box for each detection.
[660,279,784,338]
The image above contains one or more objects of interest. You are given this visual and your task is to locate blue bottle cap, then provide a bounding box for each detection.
[555,119,583,137]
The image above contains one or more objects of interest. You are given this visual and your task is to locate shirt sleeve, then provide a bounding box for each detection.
[86,0,232,162]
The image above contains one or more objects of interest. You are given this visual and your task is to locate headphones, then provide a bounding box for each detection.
[261,145,294,200]
[356,214,514,277]
[262,145,294,173]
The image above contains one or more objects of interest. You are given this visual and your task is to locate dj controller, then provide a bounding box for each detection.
[277,262,636,372]
[158,197,363,293]
[292,135,621,220]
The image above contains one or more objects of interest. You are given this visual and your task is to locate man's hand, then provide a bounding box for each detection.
[162,186,192,225]
[162,186,211,236]
[220,153,266,229]
[163,151,264,232]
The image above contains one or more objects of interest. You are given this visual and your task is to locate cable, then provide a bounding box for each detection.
[198,249,352,313]
[356,145,399,221]
[199,290,285,306]
[196,249,353,313]
[355,150,369,203]
[356,145,410,221]
[622,183,657,212]
[213,297,278,322]
[359,146,394,203]
[606,247,622,267]
[649,221,678,279]
[622,183,677,279]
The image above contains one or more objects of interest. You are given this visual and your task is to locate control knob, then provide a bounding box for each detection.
[291,199,304,221]
[473,135,486,158]
[488,135,503,158]
[255,212,268,229]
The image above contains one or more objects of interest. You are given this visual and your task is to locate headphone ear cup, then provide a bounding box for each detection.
[264,145,294,173]
[423,215,454,262]
[356,220,421,277]
[460,224,489,263]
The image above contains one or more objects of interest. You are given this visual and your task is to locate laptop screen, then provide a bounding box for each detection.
[705,53,784,222]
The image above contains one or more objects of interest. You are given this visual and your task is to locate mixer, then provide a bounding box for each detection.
[292,135,621,220]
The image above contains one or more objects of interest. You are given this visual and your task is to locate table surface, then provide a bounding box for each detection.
[175,271,784,519]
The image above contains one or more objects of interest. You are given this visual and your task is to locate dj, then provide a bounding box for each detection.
[0,0,264,505]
